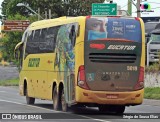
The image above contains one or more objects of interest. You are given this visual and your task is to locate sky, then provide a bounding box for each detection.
[0,0,3,16]
[110,0,160,17]
[0,0,160,32]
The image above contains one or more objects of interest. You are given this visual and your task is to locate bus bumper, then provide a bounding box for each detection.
[75,86,144,105]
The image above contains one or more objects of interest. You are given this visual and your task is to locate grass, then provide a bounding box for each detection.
[144,87,160,100]
[145,63,160,72]
[0,78,19,86]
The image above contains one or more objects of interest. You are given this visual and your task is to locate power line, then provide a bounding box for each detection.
[143,2,160,4]
[151,7,160,9]
[121,4,129,9]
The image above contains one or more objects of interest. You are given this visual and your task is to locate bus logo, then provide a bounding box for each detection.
[107,45,136,50]
[140,2,154,12]
[140,3,151,10]
[2,114,11,119]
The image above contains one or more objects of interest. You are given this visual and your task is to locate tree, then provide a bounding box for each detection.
[0,14,36,61]
[2,0,104,18]
[0,0,105,61]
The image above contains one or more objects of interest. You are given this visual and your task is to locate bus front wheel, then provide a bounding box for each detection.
[25,86,35,104]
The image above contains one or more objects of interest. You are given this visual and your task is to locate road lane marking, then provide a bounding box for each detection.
[0,99,112,122]
[58,111,112,122]
[77,115,111,122]
[0,99,111,122]
[0,91,6,93]
[0,99,59,113]
[0,97,111,122]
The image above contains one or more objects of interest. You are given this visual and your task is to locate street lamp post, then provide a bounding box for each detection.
[17,3,44,20]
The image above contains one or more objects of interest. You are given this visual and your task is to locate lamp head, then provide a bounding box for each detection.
[16,3,25,7]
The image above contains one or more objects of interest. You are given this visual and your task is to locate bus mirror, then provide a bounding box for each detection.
[145,33,150,37]
[14,50,19,59]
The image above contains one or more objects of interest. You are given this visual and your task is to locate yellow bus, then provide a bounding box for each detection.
[0,52,2,59]
[15,16,145,114]
[0,42,3,60]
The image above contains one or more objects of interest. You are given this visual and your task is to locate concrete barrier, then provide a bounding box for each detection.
[145,72,160,87]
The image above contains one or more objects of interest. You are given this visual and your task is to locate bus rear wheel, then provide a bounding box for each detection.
[98,105,109,113]
[114,106,125,114]
[53,86,60,110]
[25,86,35,104]
[98,105,125,114]
[61,88,68,112]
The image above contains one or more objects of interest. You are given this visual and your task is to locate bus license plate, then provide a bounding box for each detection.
[106,94,118,99]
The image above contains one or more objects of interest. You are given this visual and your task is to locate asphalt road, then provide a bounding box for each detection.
[0,66,160,121]
[0,86,160,122]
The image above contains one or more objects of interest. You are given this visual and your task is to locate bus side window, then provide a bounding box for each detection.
[39,27,59,53]
[26,30,41,55]
[34,30,41,42]
[69,25,76,47]
[32,29,41,53]
[46,26,59,52]
[39,28,47,42]
[25,30,35,56]
[39,28,48,52]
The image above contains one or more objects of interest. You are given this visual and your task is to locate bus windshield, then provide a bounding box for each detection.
[85,18,142,42]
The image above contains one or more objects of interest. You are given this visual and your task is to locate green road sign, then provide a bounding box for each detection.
[92,3,117,16]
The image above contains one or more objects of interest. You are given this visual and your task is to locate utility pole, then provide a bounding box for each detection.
[49,9,51,19]
[45,8,47,19]
[128,0,132,16]
[137,0,141,17]
[38,8,40,20]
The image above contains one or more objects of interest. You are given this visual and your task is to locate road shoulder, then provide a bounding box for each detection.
[143,99,160,106]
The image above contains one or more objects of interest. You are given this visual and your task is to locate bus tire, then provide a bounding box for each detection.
[115,106,125,114]
[26,86,35,104]
[60,88,68,112]
[99,105,125,114]
[53,86,60,110]
[98,105,108,112]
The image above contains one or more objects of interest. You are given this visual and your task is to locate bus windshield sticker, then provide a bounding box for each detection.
[85,18,142,42]
[87,73,95,82]
[54,23,78,75]
[107,18,141,42]
[111,21,124,36]
[86,18,108,41]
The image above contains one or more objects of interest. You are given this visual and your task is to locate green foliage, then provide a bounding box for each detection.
[2,0,104,18]
[1,0,104,61]
[1,13,27,61]
[145,63,160,73]
[0,78,19,86]
[144,87,160,100]
[145,52,160,72]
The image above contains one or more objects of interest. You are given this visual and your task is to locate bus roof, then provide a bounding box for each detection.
[29,16,141,30]
[30,16,84,28]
